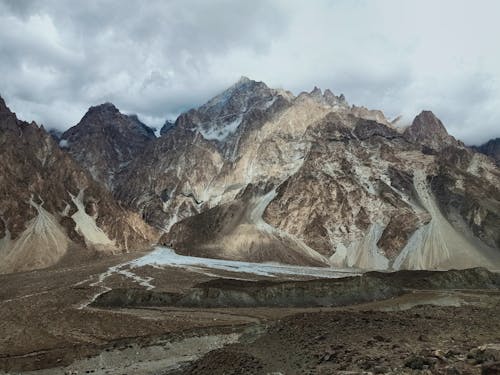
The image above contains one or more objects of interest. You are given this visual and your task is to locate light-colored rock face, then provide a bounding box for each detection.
[149,79,500,270]
[0,98,158,273]
[61,103,155,190]
[4,76,499,273]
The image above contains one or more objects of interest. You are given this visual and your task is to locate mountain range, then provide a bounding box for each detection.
[1,77,499,273]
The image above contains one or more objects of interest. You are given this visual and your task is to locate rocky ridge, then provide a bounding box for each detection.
[2,76,500,273]
[0,97,157,273]
[61,103,156,190]
[473,137,500,166]
[123,78,500,270]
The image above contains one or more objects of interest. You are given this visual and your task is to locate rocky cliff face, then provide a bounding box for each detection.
[110,78,500,270]
[0,97,157,274]
[473,138,500,166]
[61,103,156,190]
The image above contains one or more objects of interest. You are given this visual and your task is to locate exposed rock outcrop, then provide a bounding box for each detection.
[7,77,499,272]
[61,103,156,189]
[151,80,500,270]
[473,137,500,166]
[160,119,175,136]
[0,97,157,273]
[403,110,458,151]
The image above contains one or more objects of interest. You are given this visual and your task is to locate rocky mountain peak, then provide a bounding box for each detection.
[404,110,455,150]
[61,103,155,188]
[224,76,267,94]
[0,97,157,273]
[412,110,448,135]
[298,86,349,109]
[182,76,278,143]
[96,102,118,110]
[71,103,154,136]
[81,102,120,123]
[0,95,18,131]
[236,75,252,84]
[310,86,322,96]
[0,96,10,114]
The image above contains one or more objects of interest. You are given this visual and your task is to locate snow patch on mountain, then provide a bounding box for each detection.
[199,116,242,141]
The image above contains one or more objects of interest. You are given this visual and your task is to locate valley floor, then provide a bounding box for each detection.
[0,248,498,374]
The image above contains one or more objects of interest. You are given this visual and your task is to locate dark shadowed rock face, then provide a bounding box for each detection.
[404,110,458,151]
[47,128,63,142]
[473,137,500,166]
[160,120,175,136]
[0,96,157,274]
[61,103,155,189]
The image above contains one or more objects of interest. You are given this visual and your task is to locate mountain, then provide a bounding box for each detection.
[0,96,157,274]
[403,110,459,151]
[473,137,500,166]
[160,120,175,136]
[3,77,499,273]
[111,77,500,270]
[47,128,63,142]
[60,103,156,189]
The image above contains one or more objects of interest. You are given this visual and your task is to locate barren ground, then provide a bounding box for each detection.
[0,248,498,375]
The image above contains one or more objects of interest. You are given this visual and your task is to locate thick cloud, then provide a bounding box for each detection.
[0,0,499,144]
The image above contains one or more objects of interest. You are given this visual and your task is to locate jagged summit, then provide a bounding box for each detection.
[404,110,456,150]
[61,103,155,188]
[0,96,156,273]
[3,80,500,274]
[237,75,252,84]
[310,86,322,96]
[90,102,118,111]
[295,85,349,110]
[74,103,154,135]
[0,95,9,113]
[82,102,122,122]
[412,110,448,134]
[0,95,19,131]
[177,76,280,145]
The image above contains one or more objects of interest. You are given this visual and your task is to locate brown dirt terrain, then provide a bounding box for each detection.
[175,302,500,375]
[0,251,499,375]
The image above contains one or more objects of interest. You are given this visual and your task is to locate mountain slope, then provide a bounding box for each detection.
[61,103,155,189]
[473,137,500,166]
[108,78,500,270]
[0,96,157,273]
[149,79,500,270]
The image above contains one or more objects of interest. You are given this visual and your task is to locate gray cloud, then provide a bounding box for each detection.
[0,0,499,144]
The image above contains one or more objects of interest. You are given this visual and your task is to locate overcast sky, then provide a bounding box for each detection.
[1,0,499,144]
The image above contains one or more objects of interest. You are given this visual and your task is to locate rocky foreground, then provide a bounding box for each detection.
[1,256,498,375]
[175,304,500,375]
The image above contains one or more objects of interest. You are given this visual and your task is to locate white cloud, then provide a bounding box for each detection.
[0,0,499,144]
